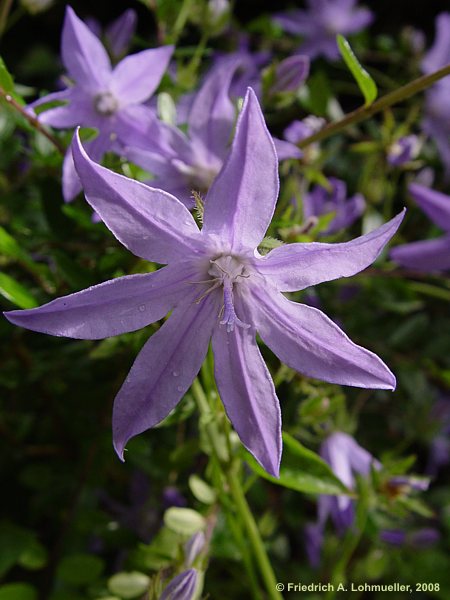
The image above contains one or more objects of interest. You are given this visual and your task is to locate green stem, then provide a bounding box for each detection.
[0,87,65,155]
[226,468,282,600]
[299,63,450,149]
[191,377,282,600]
[0,0,13,38]
[170,0,193,43]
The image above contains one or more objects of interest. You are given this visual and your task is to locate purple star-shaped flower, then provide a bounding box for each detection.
[302,177,366,235]
[390,183,450,271]
[274,0,373,61]
[5,89,403,477]
[31,6,173,201]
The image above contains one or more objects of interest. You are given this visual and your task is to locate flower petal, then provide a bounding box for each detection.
[409,183,450,232]
[113,293,220,459]
[251,287,396,390]
[211,300,282,477]
[202,88,279,253]
[63,132,112,202]
[390,236,450,271]
[62,6,111,90]
[160,569,198,600]
[188,57,239,163]
[422,12,450,73]
[71,130,204,263]
[111,46,174,105]
[4,263,193,339]
[106,9,137,58]
[255,210,405,291]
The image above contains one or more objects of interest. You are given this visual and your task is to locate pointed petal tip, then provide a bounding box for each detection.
[113,438,126,463]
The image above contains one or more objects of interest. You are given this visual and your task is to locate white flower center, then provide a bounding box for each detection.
[194,255,250,333]
[94,92,119,116]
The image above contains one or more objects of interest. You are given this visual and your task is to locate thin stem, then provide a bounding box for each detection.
[226,468,282,600]
[299,63,450,149]
[0,0,13,38]
[191,377,282,600]
[0,87,66,155]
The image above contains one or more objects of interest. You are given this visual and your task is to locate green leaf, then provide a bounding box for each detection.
[18,540,47,570]
[108,572,150,599]
[56,554,104,586]
[0,584,37,600]
[337,34,377,106]
[0,273,38,309]
[164,507,206,536]
[244,432,351,496]
[0,524,35,577]
[0,56,14,93]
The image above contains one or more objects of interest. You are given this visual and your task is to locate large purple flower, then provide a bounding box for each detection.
[390,183,450,271]
[31,6,173,201]
[5,89,402,477]
[274,0,373,61]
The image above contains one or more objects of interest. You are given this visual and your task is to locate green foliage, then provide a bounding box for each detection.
[337,34,378,106]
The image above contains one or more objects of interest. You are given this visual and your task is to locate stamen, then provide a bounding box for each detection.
[219,279,250,333]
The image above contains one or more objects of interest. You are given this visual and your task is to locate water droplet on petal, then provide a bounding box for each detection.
[172,371,179,377]
[177,385,183,392]
[139,304,146,312]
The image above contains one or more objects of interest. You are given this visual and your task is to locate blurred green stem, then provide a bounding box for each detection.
[299,63,450,149]
[0,0,13,38]
[0,86,65,154]
[192,377,282,600]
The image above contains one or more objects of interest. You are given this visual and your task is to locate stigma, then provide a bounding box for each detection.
[207,255,251,333]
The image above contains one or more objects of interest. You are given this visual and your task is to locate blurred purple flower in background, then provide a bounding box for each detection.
[86,8,137,61]
[305,432,379,565]
[420,13,450,176]
[390,183,450,271]
[381,528,439,548]
[5,89,402,477]
[302,177,366,235]
[274,0,373,60]
[426,396,450,476]
[123,57,302,206]
[387,135,421,167]
[269,54,310,95]
[30,6,173,201]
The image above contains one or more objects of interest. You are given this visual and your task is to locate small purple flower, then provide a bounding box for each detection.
[305,432,379,566]
[426,396,450,476]
[274,0,373,61]
[31,6,173,201]
[303,178,366,235]
[269,55,310,95]
[5,89,403,476]
[86,9,137,61]
[387,135,421,167]
[390,183,450,271]
[160,569,198,600]
[381,528,439,548]
[124,59,300,207]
